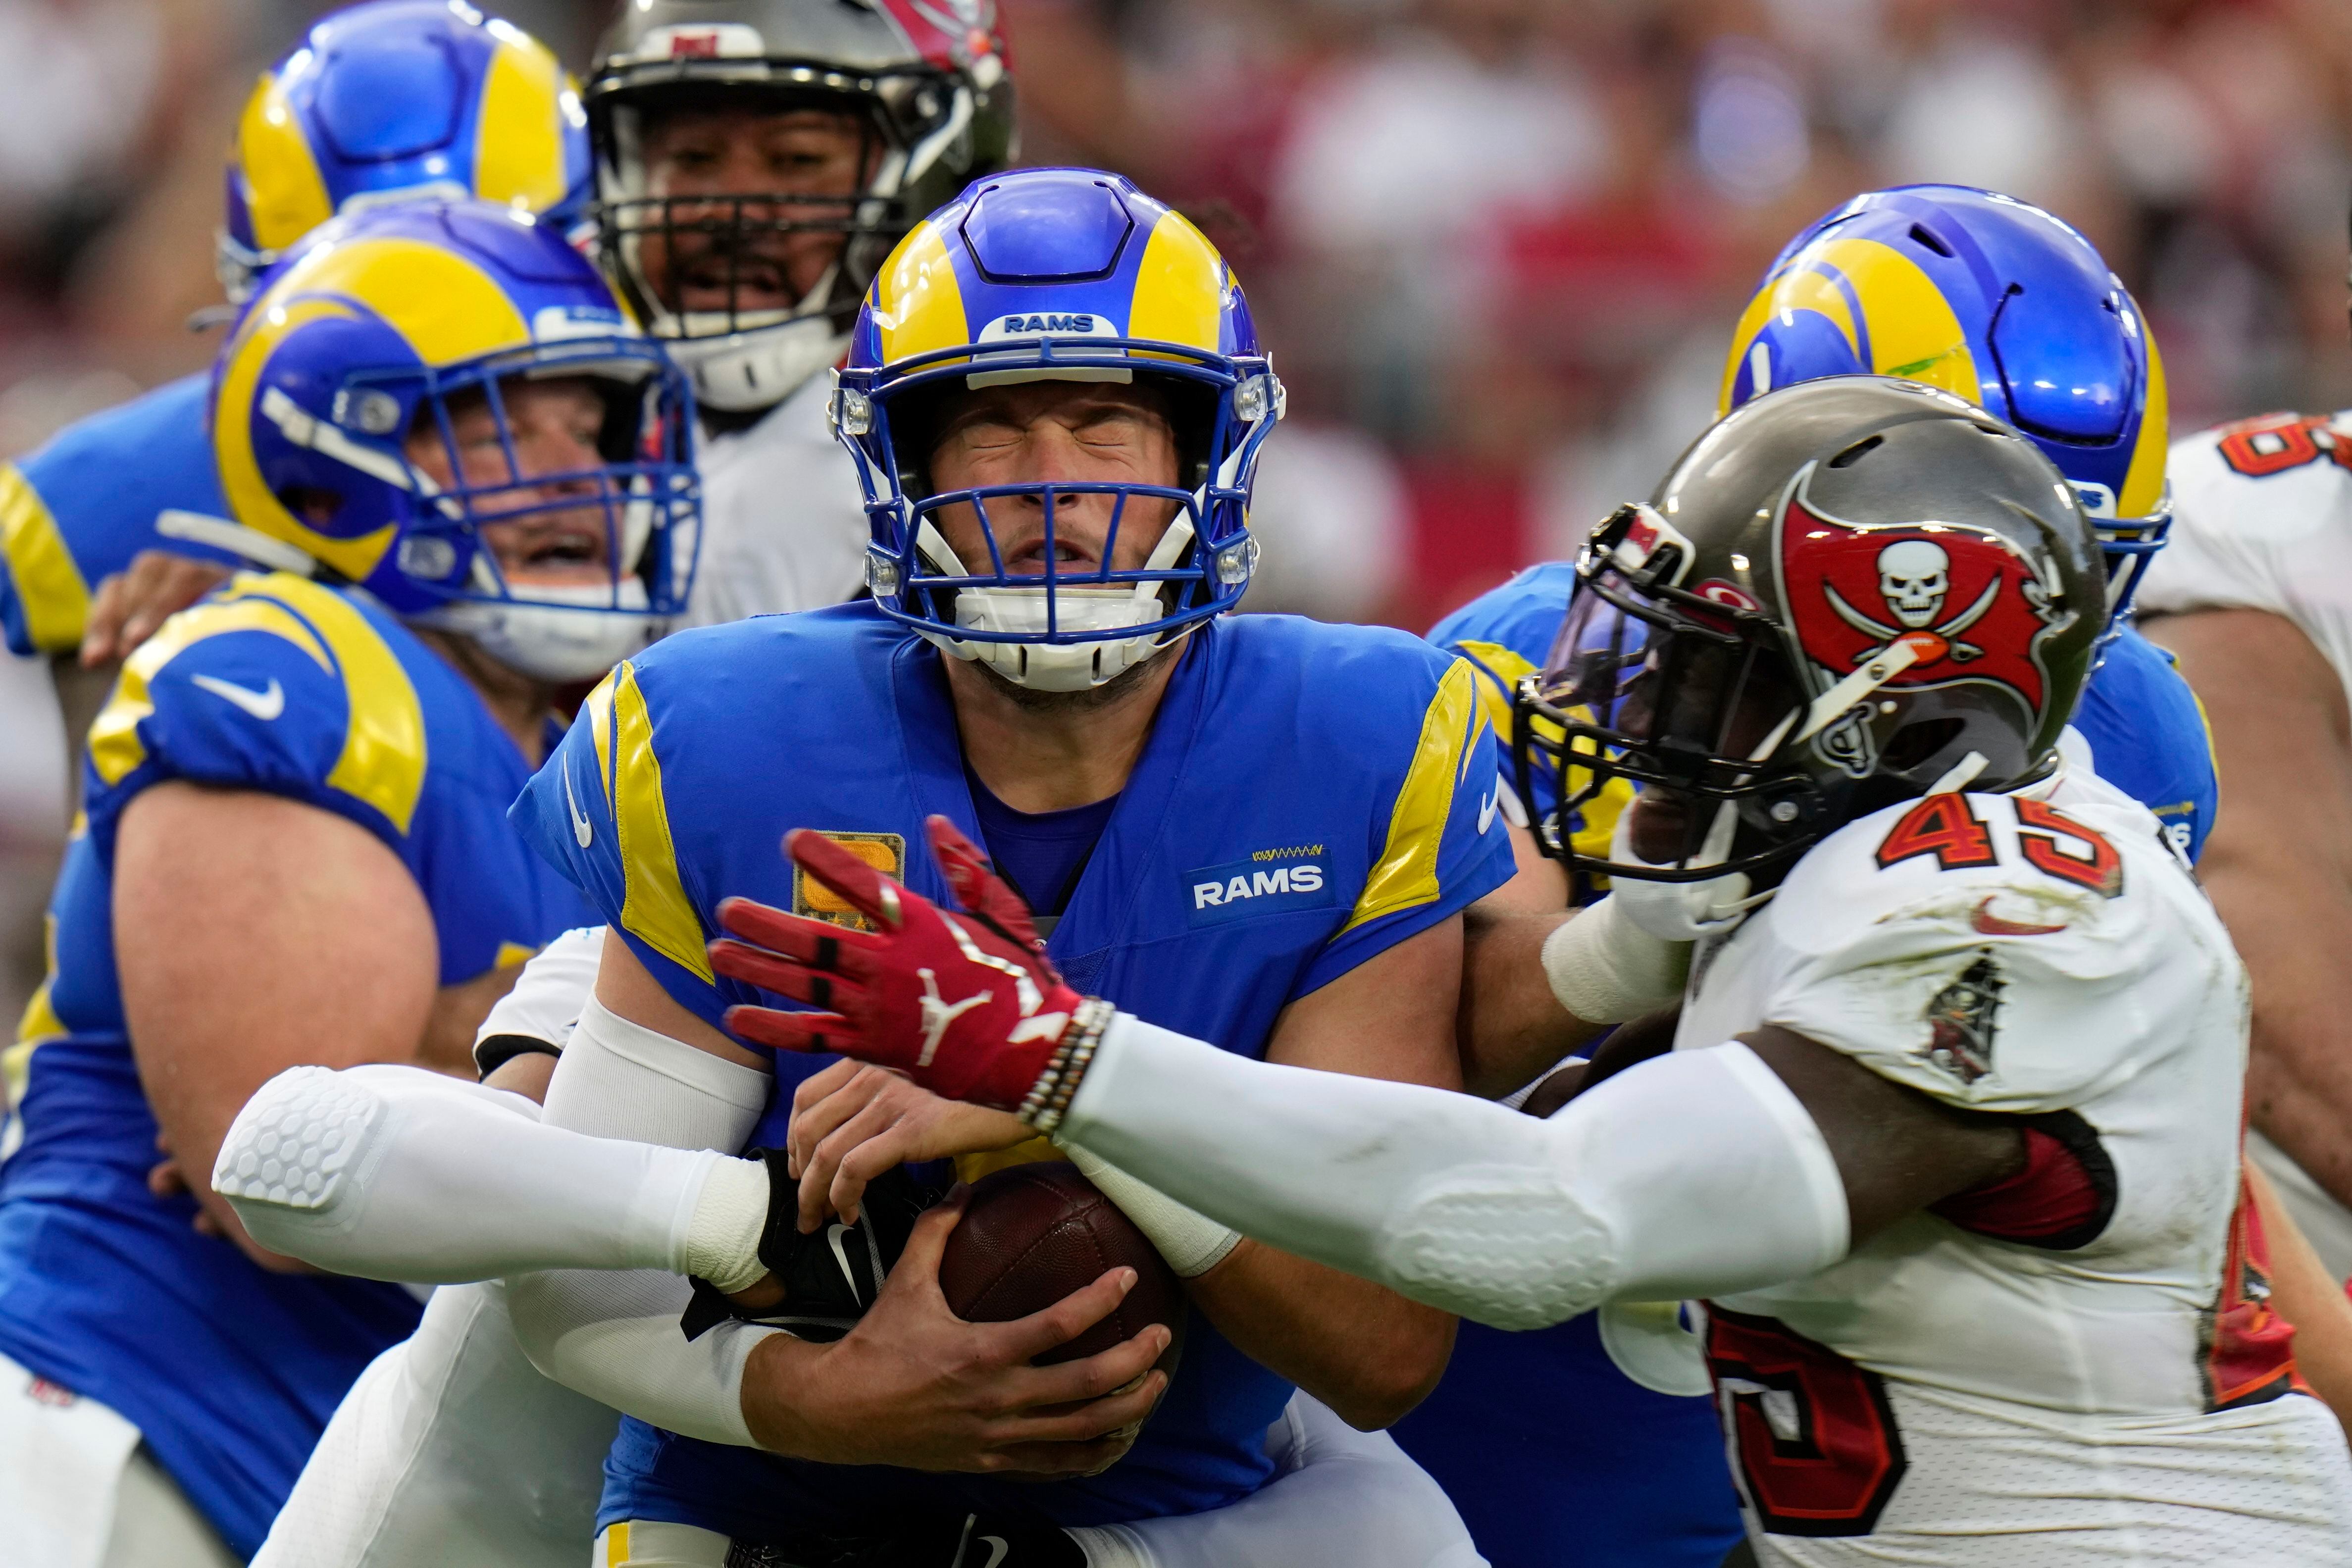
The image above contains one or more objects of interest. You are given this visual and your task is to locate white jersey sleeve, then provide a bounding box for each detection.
[681,374,871,628]
[2139,413,2352,708]
[1758,781,2237,1115]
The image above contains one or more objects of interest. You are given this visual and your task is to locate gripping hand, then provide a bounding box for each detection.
[711,816,1101,1116]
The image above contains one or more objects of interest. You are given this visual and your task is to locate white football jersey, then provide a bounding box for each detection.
[680,372,870,628]
[1674,768,2352,1563]
[2138,411,2352,710]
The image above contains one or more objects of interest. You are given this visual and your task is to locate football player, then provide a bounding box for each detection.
[0,0,589,769]
[61,0,1021,746]
[737,376,2352,1564]
[220,167,1510,1566]
[0,200,694,1566]
[1396,184,2205,1568]
[2134,214,2352,1279]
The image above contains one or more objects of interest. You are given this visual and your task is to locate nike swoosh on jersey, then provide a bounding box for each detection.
[564,768,593,849]
[1477,789,1498,834]
[1970,897,2068,937]
[189,674,285,720]
[826,1223,861,1304]
[977,1537,1011,1568]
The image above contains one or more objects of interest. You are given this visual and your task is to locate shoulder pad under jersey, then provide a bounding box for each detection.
[1759,780,2238,1113]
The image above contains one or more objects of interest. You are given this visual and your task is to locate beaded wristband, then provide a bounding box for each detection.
[1019,997,1116,1134]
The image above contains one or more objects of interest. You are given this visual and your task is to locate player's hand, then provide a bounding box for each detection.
[80,551,233,667]
[787,1059,1030,1232]
[742,1189,1171,1474]
[711,816,1086,1112]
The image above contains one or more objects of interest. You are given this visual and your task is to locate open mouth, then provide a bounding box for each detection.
[519,525,606,570]
[1003,537,1097,576]
[672,250,796,313]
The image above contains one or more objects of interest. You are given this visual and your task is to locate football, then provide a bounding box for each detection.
[937,1162,1186,1373]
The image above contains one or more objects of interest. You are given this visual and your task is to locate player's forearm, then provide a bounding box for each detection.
[1059,1016,1847,1329]
[213,1063,770,1285]
[2247,1163,2352,1440]
[1459,897,1689,1100]
[1458,902,1606,1098]
[1183,1242,1454,1429]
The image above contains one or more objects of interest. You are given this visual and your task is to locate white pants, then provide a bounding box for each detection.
[252,1281,617,1568]
[593,1392,1488,1568]
[0,1349,240,1568]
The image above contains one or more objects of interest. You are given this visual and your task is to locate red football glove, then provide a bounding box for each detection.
[710,815,1086,1111]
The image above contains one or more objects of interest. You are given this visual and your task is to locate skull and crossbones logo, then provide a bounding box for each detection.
[1822,537,1998,661]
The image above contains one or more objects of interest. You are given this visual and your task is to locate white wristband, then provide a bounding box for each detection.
[1059,1141,1241,1278]
[1539,896,1691,1025]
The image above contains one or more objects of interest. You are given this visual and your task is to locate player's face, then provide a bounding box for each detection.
[925,383,1184,575]
[634,107,870,316]
[1617,635,1802,861]
[404,377,615,590]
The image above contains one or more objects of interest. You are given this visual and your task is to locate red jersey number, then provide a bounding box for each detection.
[1705,1307,1908,1537]
[2214,413,2352,480]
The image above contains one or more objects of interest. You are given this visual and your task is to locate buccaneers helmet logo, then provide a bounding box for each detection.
[1776,472,2070,717]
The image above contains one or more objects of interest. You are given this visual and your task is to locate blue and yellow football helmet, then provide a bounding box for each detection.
[1721,185,2168,636]
[212,200,699,681]
[218,0,592,303]
[833,168,1280,691]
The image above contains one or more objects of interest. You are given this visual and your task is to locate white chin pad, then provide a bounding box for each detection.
[915,513,1195,692]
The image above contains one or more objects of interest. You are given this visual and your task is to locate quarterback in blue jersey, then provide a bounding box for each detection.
[0,0,589,762]
[1388,186,2219,1568]
[0,201,695,1561]
[470,169,1507,1566]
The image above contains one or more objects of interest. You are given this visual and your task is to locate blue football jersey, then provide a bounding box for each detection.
[0,373,240,658]
[1409,567,2222,1568]
[0,572,592,1556]
[513,602,1514,1540]
[2072,624,2216,862]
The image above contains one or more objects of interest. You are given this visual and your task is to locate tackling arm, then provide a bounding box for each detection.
[1053,1017,2016,1329]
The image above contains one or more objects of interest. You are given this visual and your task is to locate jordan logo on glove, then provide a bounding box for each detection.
[711,816,1100,1116]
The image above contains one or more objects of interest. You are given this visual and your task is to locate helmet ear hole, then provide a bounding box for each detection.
[277,486,344,528]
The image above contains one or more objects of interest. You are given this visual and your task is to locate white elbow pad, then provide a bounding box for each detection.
[1376,1043,1848,1329]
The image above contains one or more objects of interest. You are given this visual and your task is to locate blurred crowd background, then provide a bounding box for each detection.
[5,0,2352,1018]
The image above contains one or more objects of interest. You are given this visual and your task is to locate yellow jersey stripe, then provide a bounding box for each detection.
[0,464,92,654]
[1343,658,1482,933]
[88,590,332,787]
[611,662,712,982]
[583,667,617,808]
[232,576,430,835]
[1451,639,1536,747]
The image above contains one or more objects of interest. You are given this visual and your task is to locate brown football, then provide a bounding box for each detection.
[937,1162,1185,1373]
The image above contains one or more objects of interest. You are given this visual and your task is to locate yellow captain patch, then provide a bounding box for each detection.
[794,832,907,933]
[0,464,92,655]
[1343,659,1487,933]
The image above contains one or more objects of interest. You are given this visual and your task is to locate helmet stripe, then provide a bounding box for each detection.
[1126,210,1226,354]
[298,237,533,366]
[237,69,335,252]
[1819,237,1981,405]
[874,220,970,365]
[2118,328,2168,521]
[473,28,570,216]
[215,296,402,586]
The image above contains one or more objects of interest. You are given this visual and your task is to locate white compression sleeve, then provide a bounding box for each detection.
[509,998,780,1447]
[214,1063,729,1283]
[1538,895,1690,1025]
[1061,1018,1849,1331]
[475,924,607,1052]
[1073,1392,1483,1568]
